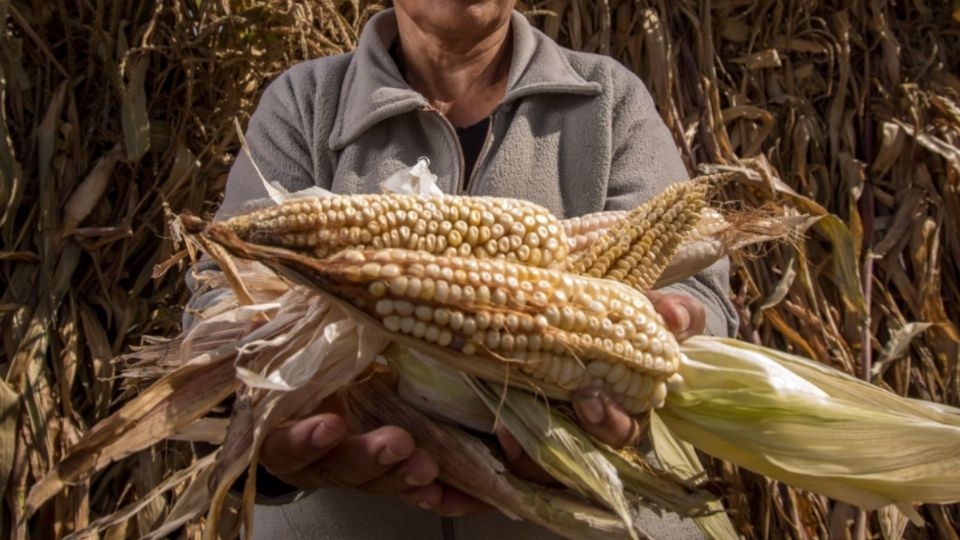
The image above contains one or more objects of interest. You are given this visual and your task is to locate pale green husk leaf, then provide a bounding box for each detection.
[467,378,639,540]
[650,412,739,540]
[384,345,496,432]
[663,336,960,518]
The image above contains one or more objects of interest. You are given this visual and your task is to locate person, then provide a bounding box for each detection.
[210,1,738,538]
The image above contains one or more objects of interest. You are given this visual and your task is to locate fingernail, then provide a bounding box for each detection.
[578,394,606,424]
[378,447,404,466]
[417,501,432,510]
[403,473,430,487]
[674,305,691,333]
[311,421,341,448]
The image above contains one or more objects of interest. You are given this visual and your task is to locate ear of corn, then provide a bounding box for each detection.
[562,210,628,253]
[222,194,570,266]
[567,177,721,290]
[342,250,679,413]
[219,180,729,294]
[201,216,681,414]
[565,203,810,291]
[318,247,679,414]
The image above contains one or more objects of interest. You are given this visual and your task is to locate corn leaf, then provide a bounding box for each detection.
[650,412,739,540]
[120,56,150,161]
[0,379,18,508]
[384,345,496,432]
[467,378,639,540]
[662,336,960,515]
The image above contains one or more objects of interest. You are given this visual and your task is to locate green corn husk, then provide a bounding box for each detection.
[468,377,640,540]
[386,345,496,433]
[649,412,739,540]
[385,345,717,533]
[665,336,960,522]
[341,370,640,540]
[466,378,716,517]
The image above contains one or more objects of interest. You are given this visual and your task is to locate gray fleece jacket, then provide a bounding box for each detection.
[212,8,732,540]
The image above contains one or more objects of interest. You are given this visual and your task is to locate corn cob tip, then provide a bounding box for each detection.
[568,178,715,290]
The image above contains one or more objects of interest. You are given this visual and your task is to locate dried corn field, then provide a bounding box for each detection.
[1,0,958,539]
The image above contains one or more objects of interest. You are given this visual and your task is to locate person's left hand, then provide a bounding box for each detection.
[497,292,707,483]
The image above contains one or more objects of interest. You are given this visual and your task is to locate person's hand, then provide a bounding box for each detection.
[260,394,489,516]
[497,292,707,481]
[645,290,707,342]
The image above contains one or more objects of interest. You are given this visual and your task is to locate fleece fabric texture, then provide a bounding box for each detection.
[195,7,737,540]
[251,488,705,540]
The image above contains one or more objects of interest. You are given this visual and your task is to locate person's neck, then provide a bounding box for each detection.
[395,13,512,127]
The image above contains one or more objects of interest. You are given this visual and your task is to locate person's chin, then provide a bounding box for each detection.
[440,5,511,31]
[396,0,514,37]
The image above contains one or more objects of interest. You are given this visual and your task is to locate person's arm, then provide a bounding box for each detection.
[603,63,738,338]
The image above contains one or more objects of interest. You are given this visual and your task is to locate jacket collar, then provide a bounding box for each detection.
[328,9,602,150]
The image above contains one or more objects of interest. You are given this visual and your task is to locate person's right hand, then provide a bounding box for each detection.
[259,394,488,516]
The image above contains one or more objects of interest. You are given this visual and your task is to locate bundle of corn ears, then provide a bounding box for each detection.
[26,172,960,540]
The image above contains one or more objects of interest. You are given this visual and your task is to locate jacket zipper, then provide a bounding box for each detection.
[441,516,456,540]
[463,112,496,195]
[424,107,466,194]
[424,106,499,195]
